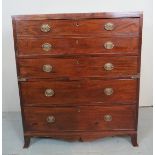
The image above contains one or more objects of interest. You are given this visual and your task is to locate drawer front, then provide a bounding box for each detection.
[23,105,136,132]
[19,56,139,78]
[17,37,139,56]
[15,18,139,36]
[21,79,137,106]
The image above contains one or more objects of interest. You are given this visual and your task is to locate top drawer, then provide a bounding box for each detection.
[15,18,140,36]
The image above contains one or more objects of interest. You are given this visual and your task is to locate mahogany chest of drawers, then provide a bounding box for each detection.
[12,12,143,148]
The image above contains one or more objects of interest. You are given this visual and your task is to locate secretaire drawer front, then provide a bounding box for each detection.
[21,79,137,106]
[15,18,140,36]
[17,37,139,56]
[18,56,139,78]
[24,105,136,132]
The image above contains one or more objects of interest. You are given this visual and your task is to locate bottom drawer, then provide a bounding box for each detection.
[23,105,136,132]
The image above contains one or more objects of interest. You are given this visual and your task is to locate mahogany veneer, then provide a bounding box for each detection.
[19,56,139,78]
[24,105,136,132]
[15,18,140,36]
[21,79,137,106]
[12,12,143,148]
[17,37,139,56]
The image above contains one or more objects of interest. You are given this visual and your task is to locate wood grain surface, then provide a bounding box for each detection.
[17,37,139,56]
[15,18,139,36]
[18,56,139,79]
[23,105,136,132]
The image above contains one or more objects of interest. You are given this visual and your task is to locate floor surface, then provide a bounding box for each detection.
[2,107,153,155]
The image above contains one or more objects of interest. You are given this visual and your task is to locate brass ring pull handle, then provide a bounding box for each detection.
[42,64,53,72]
[104,22,114,31]
[41,24,51,32]
[42,43,52,51]
[104,88,114,96]
[104,114,112,121]
[104,41,114,49]
[45,89,55,97]
[104,63,114,71]
[46,115,55,123]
